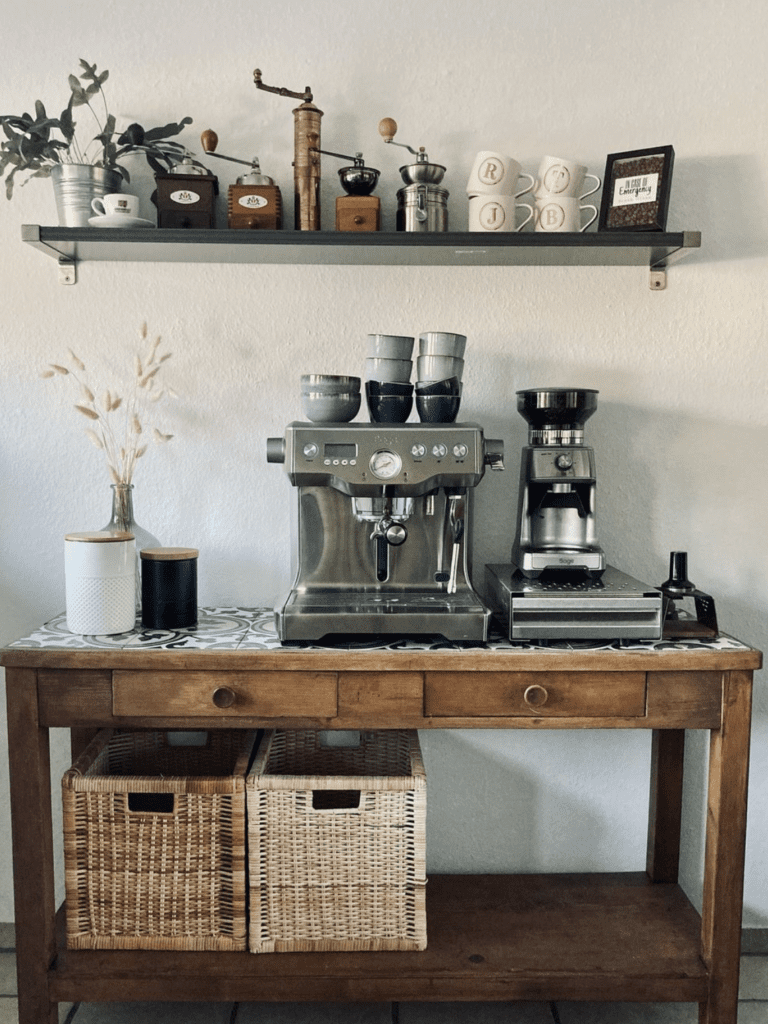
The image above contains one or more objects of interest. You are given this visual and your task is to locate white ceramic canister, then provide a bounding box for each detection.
[65,531,136,635]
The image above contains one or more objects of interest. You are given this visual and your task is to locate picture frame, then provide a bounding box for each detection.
[598,145,675,231]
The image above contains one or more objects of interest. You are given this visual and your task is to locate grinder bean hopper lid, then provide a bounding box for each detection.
[378,117,446,185]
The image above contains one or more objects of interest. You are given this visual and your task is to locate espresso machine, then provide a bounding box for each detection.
[267,422,504,641]
[486,388,663,640]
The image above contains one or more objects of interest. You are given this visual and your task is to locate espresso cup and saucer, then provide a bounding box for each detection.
[88,193,154,229]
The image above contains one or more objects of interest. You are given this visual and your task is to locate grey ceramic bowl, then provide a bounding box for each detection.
[366,379,414,396]
[366,388,413,423]
[416,354,463,383]
[418,332,467,358]
[301,374,361,394]
[414,375,461,396]
[302,391,361,422]
[415,393,461,423]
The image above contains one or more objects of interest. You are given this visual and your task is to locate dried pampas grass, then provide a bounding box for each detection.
[41,321,176,484]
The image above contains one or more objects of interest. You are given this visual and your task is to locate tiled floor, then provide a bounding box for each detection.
[0,924,765,1023]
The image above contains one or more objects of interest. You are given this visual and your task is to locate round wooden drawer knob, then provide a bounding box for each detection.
[212,687,236,709]
[523,684,549,708]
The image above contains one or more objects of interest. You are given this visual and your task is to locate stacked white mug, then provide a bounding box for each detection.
[466,151,534,233]
[533,155,601,233]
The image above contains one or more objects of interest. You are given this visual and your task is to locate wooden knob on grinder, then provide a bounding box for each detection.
[378,118,398,143]
[200,129,219,153]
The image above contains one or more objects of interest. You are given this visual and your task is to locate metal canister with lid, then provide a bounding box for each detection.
[65,531,136,635]
[378,118,449,232]
[140,547,199,629]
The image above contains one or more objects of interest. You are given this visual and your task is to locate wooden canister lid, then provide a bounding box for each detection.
[65,531,134,543]
[140,547,199,561]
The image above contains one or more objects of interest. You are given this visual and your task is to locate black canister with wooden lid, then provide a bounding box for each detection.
[140,547,198,629]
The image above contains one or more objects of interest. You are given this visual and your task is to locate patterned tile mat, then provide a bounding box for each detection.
[5,607,751,654]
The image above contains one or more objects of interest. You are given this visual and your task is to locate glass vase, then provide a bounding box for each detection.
[102,483,161,613]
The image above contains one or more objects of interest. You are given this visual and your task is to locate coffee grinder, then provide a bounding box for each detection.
[200,129,283,229]
[486,388,663,640]
[266,422,504,641]
[378,118,449,232]
[307,140,381,231]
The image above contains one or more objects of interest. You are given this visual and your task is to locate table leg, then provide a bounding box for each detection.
[646,728,685,882]
[5,667,58,1024]
[700,670,753,1024]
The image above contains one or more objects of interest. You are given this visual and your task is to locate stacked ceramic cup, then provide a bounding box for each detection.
[364,334,415,422]
[466,151,535,233]
[533,155,601,233]
[415,332,466,422]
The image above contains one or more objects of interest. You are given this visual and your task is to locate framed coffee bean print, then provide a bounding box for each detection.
[598,145,674,231]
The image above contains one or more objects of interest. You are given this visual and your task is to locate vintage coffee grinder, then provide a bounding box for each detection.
[199,129,282,229]
[486,387,664,640]
[152,154,219,229]
[378,117,449,232]
[308,139,381,231]
[266,422,504,641]
[253,68,322,231]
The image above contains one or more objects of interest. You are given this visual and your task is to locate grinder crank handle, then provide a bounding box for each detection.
[378,117,423,156]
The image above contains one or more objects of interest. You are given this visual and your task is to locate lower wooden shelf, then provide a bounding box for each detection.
[50,873,707,1004]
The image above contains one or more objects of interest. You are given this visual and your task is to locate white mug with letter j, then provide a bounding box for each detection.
[91,193,140,218]
[534,196,597,233]
[469,194,534,232]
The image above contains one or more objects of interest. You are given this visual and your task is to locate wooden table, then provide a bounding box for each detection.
[2,609,761,1024]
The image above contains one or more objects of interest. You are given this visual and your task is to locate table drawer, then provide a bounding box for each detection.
[113,670,337,718]
[425,671,646,718]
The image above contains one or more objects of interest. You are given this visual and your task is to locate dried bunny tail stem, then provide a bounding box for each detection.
[153,428,173,442]
[110,396,123,412]
[50,364,69,375]
[139,321,148,340]
[81,385,95,403]
[132,415,142,434]
[40,369,55,378]
[85,429,104,449]
[75,404,99,420]
[139,366,160,387]
[134,354,143,378]
[68,350,86,371]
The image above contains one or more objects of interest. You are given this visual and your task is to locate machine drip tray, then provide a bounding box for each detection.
[276,589,491,642]
[486,564,664,641]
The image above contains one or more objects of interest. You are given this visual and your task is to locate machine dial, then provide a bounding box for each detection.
[453,443,468,459]
[302,442,319,460]
[555,453,574,470]
[411,443,426,458]
[432,443,448,458]
[369,450,403,480]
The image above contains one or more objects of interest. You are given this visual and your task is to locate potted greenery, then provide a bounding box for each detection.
[0,59,204,224]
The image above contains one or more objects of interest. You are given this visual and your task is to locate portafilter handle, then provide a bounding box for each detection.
[484,438,505,470]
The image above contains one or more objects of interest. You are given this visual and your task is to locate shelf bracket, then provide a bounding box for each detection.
[58,257,77,286]
[648,231,701,291]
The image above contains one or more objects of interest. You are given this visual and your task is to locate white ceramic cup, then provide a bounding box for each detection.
[466,151,534,198]
[416,354,464,382]
[534,196,598,233]
[468,194,534,232]
[533,156,601,200]
[91,193,140,218]
[419,332,467,358]
[364,356,413,382]
[366,334,415,360]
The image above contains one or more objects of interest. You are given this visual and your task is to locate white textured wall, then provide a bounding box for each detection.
[1,0,766,926]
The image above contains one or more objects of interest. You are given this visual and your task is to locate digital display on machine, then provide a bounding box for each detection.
[324,443,357,460]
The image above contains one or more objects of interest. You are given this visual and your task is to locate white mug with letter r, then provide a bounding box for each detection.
[91,193,140,218]
[466,151,535,198]
[534,196,597,233]
[469,194,534,232]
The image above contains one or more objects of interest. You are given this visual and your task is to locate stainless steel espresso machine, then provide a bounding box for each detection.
[486,388,663,640]
[267,422,504,641]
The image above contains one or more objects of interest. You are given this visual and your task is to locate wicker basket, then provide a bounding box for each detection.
[62,728,257,950]
[247,729,427,953]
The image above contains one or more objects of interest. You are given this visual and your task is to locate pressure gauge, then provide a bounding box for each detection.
[369,450,402,480]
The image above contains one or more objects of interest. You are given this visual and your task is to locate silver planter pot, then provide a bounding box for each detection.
[50,164,124,227]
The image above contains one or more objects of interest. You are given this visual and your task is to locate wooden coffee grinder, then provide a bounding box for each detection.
[253,68,322,231]
[200,129,283,229]
[307,139,381,231]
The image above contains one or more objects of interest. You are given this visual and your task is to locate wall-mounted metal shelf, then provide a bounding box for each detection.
[22,225,701,288]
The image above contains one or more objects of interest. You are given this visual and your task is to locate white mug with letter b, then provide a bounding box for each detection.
[91,193,140,218]
[469,194,534,232]
[467,151,535,198]
[534,156,601,201]
[534,196,597,233]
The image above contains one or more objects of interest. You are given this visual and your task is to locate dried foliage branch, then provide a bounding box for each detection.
[41,321,175,484]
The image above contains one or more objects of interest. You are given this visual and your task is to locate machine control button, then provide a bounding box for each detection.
[453,443,468,459]
[411,443,426,458]
[432,443,447,458]
[555,454,574,471]
[369,449,403,480]
[302,443,319,460]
